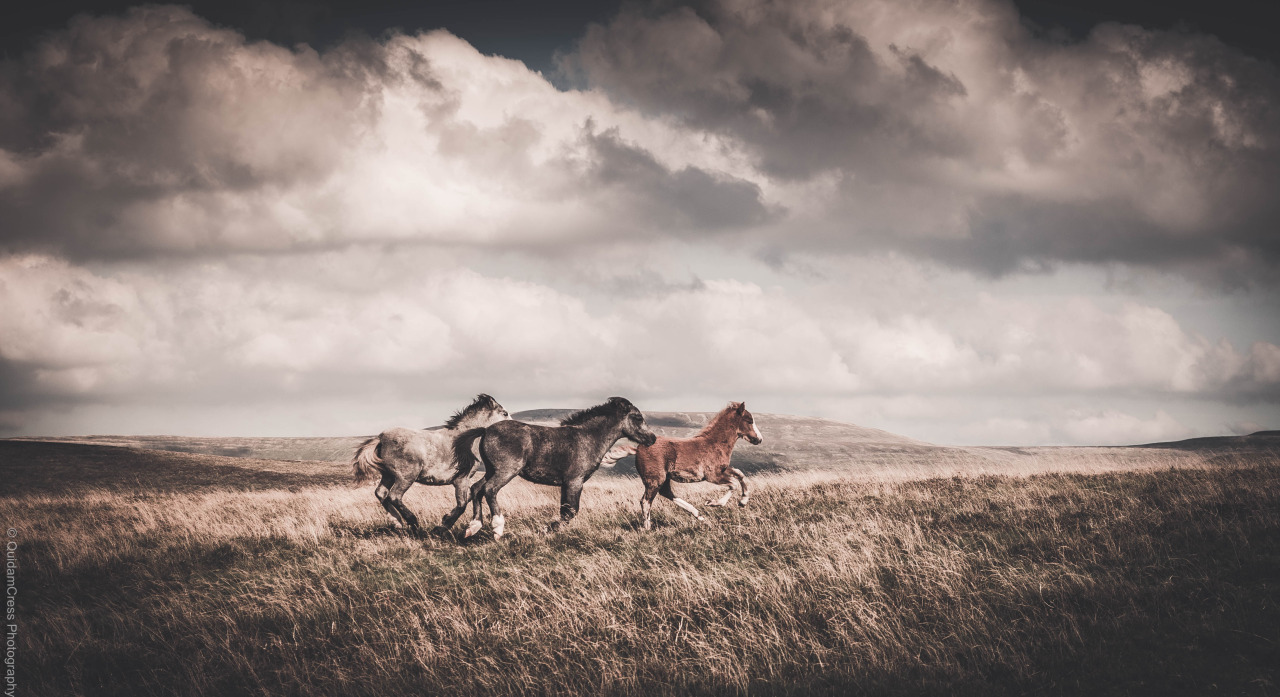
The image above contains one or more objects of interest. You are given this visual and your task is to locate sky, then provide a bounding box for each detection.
[1,0,1278,445]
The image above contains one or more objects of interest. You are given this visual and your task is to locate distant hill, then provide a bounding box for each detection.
[7,435,367,463]
[0,440,348,496]
[6,415,1276,490]
[512,409,942,474]
[1137,430,1280,452]
[11,411,934,473]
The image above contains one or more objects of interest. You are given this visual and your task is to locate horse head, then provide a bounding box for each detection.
[448,393,509,430]
[731,402,763,445]
[615,398,658,446]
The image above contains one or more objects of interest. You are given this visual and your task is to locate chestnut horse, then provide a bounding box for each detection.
[634,401,763,529]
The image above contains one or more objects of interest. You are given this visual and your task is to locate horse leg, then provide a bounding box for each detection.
[374,473,404,527]
[706,480,735,507]
[548,478,584,533]
[640,480,660,530]
[466,466,520,540]
[440,468,480,530]
[383,476,421,532]
[463,477,489,538]
[659,480,706,524]
[730,467,751,506]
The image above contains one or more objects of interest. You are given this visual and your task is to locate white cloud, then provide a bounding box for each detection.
[0,6,767,256]
[2,251,1276,441]
[573,0,1280,276]
[0,4,1277,443]
[1057,409,1190,445]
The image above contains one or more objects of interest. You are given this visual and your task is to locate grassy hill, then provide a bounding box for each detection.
[6,434,367,463]
[14,413,1278,483]
[2,434,1277,696]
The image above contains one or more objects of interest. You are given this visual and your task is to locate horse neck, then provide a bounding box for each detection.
[451,411,493,432]
[572,417,626,457]
[696,414,740,455]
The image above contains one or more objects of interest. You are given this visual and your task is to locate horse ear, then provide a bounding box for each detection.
[736,402,746,413]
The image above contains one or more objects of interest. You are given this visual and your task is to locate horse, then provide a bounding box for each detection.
[634,401,763,529]
[452,397,657,540]
[351,394,509,533]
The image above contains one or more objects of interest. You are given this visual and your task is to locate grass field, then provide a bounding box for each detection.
[3,435,1279,695]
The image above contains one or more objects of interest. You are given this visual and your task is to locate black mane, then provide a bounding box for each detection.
[560,397,633,426]
[444,393,498,430]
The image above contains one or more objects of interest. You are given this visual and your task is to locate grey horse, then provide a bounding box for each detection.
[352,394,508,532]
[452,397,657,539]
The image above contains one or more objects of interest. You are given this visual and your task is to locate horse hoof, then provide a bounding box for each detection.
[738,498,749,507]
[463,520,482,538]
[642,520,652,531]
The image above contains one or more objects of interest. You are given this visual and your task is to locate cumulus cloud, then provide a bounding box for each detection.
[4,2,1277,277]
[0,4,1277,443]
[572,0,1280,276]
[2,250,1276,439]
[0,6,767,257]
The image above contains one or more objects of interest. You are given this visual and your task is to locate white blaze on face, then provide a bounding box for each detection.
[751,421,762,442]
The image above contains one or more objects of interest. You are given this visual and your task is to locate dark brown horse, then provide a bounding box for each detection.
[453,397,658,539]
[634,401,763,529]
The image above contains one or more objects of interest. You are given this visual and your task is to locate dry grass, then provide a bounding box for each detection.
[3,442,1279,695]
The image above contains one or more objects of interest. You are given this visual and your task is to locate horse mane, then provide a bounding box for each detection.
[444,393,498,430]
[697,402,744,436]
[560,397,632,426]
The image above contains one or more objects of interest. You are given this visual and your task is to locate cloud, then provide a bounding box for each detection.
[1056,409,1190,445]
[571,0,1280,277]
[3,3,1278,279]
[2,252,1275,437]
[0,6,768,258]
[0,5,1277,443]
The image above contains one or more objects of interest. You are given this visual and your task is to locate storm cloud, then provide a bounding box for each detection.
[0,1,1278,444]
[573,0,1280,276]
[0,6,769,257]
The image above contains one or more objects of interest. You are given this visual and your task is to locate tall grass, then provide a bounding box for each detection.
[6,454,1279,695]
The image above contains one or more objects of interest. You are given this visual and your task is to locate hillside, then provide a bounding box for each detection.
[8,413,1278,483]
[3,440,1277,696]
[7,434,367,463]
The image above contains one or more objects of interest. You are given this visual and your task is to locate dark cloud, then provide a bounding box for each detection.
[0,6,775,259]
[0,7,397,257]
[571,0,1280,278]
[570,3,972,180]
[582,125,773,231]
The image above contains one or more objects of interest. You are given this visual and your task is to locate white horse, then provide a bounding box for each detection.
[352,394,508,532]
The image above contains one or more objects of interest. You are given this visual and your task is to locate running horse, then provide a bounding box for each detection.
[351,394,509,532]
[634,401,763,529]
[453,397,657,539]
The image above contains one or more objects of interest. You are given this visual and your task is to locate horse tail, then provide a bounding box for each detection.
[351,435,384,484]
[453,427,486,476]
